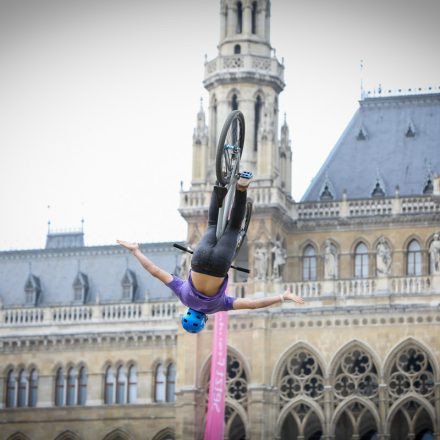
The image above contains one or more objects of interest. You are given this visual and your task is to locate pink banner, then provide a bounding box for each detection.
[204,311,228,440]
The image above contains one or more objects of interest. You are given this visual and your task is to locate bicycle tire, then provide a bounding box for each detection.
[215,110,245,186]
[235,199,253,254]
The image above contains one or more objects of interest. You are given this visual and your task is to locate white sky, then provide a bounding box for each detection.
[1,0,439,250]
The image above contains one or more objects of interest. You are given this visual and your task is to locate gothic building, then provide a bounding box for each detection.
[1,1,440,440]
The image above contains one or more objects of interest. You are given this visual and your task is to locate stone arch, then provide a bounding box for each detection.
[226,88,241,103]
[102,427,133,440]
[350,237,371,254]
[372,235,393,251]
[151,427,175,440]
[319,238,340,254]
[271,341,327,387]
[299,239,319,255]
[54,430,82,440]
[224,398,249,439]
[385,393,436,438]
[6,433,31,440]
[330,395,380,437]
[276,396,325,440]
[383,337,439,381]
[402,233,424,251]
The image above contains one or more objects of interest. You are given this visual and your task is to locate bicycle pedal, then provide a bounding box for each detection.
[214,185,228,208]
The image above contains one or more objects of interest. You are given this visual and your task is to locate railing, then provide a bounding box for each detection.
[1,300,179,327]
[401,197,440,214]
[297,201,340,219]
[336,279,376,296]
[348,199,393,216]
[391,276,431,294]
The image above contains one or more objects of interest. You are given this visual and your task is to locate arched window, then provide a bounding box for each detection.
[28,369,38,407]
[407,240,422,276]
[6,369,16,408]
[303,245,317,281]
[128,365,137,404]
[17,369,27,407]
[66,367,76,406]
[355,243,369,278]
[55,367,64,406]
[251,2,257,33]
[231,94,238,111]
[236,2,243,33]
[116,366,126,404]
[166,364,176,403]
[155,364,165,402]
[254,96,262,151]
[104,366,114,404]
[78,367,87,405]
[234,44,241,54]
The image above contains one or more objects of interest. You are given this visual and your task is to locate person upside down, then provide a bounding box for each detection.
[118,172,305,333]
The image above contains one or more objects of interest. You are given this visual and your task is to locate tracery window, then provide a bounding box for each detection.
[333,347,379,402]
[303,245,317,281]
[6,369,16,407]
[407,240,422,276]
[334,401,378,440]
[155,364,166,402]
[104,366,115,404]
[166,363,176,403]
[29,369,38,407]
[354,243,369,278]
[55,367,65,406]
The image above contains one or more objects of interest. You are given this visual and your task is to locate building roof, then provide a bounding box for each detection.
[0,241,184,307]
[301,92,440,202]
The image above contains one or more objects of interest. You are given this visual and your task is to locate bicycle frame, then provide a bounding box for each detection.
[216,144,241,240]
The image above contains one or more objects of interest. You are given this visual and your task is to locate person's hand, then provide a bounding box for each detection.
[282,290,305,304]
[117,240,139,254]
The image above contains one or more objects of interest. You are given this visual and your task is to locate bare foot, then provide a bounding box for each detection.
[282,290,305,305]
[117,240,139,254]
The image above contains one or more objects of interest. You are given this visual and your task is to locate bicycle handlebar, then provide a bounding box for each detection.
[173,243,250,274]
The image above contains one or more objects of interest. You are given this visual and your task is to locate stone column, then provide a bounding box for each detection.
[242,2,252,35]
[322,384,333,440]
[87,372,103,406]
[378,383,388,439]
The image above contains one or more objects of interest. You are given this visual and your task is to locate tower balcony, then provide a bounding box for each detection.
[203,54,285,92]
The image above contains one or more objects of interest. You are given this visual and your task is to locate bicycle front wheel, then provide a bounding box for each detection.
[215,110,245,186]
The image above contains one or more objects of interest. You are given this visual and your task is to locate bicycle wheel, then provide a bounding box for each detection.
[235,199,253,254]
[215,110,245,186]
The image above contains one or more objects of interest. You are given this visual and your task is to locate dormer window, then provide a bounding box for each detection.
[356,127,367,140]
[320,184,334,201]
[405,122,416,138]
[121,269,138,302]
[371,181,385,198]
[423,179,433,195]
[73,272,89,304]
[24,274,41,306]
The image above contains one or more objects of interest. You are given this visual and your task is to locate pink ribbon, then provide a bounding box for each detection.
[204,311,228,440]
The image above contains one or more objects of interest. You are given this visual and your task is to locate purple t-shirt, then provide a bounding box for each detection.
[166,271,235,314]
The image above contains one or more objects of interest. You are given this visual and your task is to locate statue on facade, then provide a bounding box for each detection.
[271,239,286,280]
[429,233,440,275]
[376,237,392,277]
[254,242,268,280]
[324,240,337,279]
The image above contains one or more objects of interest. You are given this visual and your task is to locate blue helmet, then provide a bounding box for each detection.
[181,308,208,334]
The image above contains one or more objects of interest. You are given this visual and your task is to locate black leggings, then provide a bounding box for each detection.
[191,188,247,277]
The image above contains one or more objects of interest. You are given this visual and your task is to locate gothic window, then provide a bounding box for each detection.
[251,2,257,33]
[116,366,126,404]
[234,44,241,54]
[407,240,422,276]
[354,243,369,278]
[28,369,38,407]
[236,2,243,33]
[17,369,27,407]
[388,345,435,403]
[333,347,379,401]
[334,401,378,440]
[303,245,317,281]
[127,365,137,404]
[78,367,87,405]
[66,367,76,406]
[73,272,89,304]
[121,269,137,302]
[155,364,166,402]
[24,274,41,306]
[254,95,262,151]
[231,94,238,111]
[278,349,324,407]
[390,402,434,439]
[55,367,65,406]
[6,369,16,407]
[104,366,114,404]
[166,363,176,403]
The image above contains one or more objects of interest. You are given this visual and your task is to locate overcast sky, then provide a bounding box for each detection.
[1,0,439,250]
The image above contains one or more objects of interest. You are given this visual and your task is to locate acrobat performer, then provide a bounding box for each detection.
[118,172,304,333]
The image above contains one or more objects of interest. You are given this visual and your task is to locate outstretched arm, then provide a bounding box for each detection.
[232,289,304,310]
[117,240,173,285]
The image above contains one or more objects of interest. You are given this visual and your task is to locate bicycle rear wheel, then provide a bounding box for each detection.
[215,110,245,187]
[235,199,253,255]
